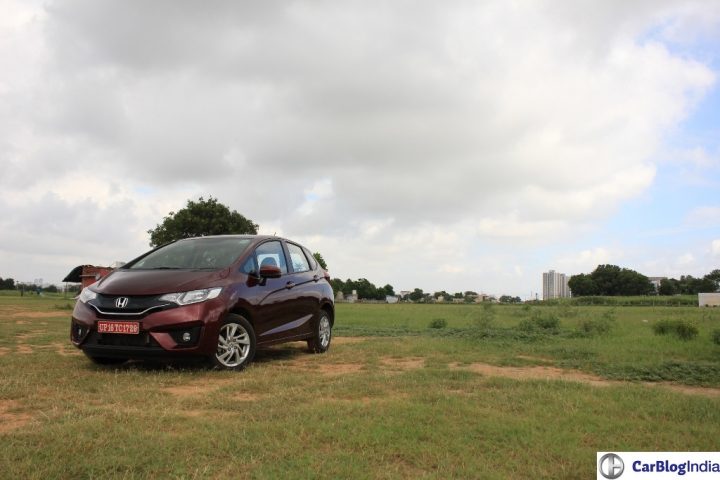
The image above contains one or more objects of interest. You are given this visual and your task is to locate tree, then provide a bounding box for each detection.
[408,288,424,302]
[147,197,258,247]
[568,265,653,296]
[313,252,328,270]
[380,284,395,297]
[499,295,522,304]
[0,277,16,290]
[658,278,678,296]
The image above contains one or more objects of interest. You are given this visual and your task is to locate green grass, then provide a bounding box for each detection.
[1,295,719,478]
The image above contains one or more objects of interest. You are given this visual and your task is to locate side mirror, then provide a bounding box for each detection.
[259,264,282,279]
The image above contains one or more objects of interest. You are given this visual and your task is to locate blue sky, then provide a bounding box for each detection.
[0,1,719,298]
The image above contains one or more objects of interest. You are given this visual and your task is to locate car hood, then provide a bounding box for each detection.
[92,268,230,296]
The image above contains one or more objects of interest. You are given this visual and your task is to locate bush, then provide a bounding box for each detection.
[712,329,720,346]
[517,312,559,334]
[579,318,613,336]
[652,320,698,341]
[428,318,447,329]
[473,303,495,330]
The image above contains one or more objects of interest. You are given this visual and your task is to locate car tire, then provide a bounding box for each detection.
[307,310,332,353]
[86,355,128,366]
[212,314,256,371]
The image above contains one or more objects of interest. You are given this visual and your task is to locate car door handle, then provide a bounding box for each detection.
[285,281,295,289]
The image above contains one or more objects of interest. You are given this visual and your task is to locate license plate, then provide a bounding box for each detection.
[97,321,140,335]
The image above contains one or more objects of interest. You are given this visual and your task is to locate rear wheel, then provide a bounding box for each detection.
[308,311,332,353]
[212,314,256,371]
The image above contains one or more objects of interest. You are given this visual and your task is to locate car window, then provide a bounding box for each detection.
[127,237,252,270]
[303,246,318,270]
[287,243,310,273]
[254,241,288,274]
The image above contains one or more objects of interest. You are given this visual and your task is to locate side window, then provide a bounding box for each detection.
[287,243,310,273]
[255,241,288,274]
[303,247,318,270]
[240,255,256,274]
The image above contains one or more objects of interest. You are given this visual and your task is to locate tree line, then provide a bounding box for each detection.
[568,265,720,296]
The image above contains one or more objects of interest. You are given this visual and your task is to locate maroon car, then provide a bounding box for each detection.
[70,235,334,370]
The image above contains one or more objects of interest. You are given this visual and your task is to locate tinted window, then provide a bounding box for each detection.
[127,238,252,270]
[303,247,318,270]
[287,243,310,273]
[255,241,288,274]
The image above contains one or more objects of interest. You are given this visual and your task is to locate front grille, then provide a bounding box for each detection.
[88,294,175,318]
[85,331,161,348]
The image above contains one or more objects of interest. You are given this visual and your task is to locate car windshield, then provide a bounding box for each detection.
[127,237,252,270]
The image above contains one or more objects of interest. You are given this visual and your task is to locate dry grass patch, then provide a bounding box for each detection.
[450,362,616,387]
[10,311,64,318]
[163,378,236,398]
[380,356,425,371]
[0,400,33,433]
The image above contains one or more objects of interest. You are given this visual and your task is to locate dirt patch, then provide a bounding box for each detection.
[10,311,64,318]
[0,347,9,356]
[314,363,364,375]
[450,362,616,387]
[163,378,235,398]
[515,355,555,364]
[644,383,720,399]
[381,357,425,370]
[52,343,82,357]
[333,337,369,345]
[0,400,33,433]
[234,392,265,402]
[16,344,33,354]
[450,362,720,397]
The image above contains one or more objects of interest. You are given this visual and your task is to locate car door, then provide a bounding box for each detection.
[243,240,307,345]
[282,242,321,336]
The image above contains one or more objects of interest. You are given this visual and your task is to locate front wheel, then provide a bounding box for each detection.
[308,311,332,353]
[212,315,256,371]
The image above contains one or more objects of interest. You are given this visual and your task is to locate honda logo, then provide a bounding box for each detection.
[115,297,129,309]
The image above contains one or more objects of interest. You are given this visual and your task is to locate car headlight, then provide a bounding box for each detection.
[159,287,222,306]
[78,288,97,304]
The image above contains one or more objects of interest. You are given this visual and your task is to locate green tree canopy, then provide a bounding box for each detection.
[313,252,328,270]
[568,265,653,296]
[148,197,258,247]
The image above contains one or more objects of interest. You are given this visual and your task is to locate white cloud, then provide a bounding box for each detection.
[0,0,718,295]
[712,239,720,257]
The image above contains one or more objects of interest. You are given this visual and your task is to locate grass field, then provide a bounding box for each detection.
[1,294,719,479]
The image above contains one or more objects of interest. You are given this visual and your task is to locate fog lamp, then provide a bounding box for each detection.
[182,332,192,342]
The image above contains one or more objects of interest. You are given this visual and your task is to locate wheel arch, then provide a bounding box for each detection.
[320,302,335,327]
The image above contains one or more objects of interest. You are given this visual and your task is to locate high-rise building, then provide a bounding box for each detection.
[542,270,570,300]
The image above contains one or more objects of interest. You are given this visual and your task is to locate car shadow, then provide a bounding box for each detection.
[83,341,311,372]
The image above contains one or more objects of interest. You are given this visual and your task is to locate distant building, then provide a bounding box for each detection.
[699,293,720,307]
[648,277,666,292]
[63,265,113,289]
[543,270,570,300]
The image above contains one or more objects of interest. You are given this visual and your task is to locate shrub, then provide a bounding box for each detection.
[428,318,447,329]
[652,320,698,341]
[473,303,495,330]
[534,312,560,332]
[579,318,613,336]
[517,318,536,332]
[517,312,559,334]
[712,329,720,346]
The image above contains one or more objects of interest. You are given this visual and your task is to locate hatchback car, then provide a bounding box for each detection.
[70,235,334,370]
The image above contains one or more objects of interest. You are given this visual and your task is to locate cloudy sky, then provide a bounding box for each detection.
[1,0,719,298]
